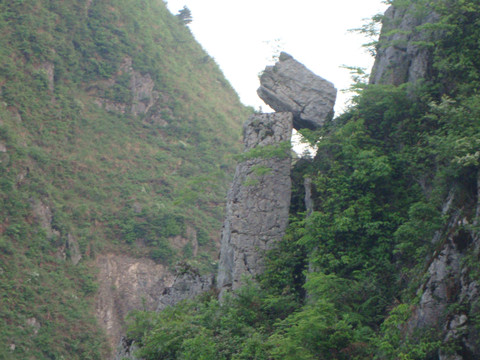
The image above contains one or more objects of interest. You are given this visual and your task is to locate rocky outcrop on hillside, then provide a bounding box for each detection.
[370,3,440,86]
[406,178,480,359]
[257,52,337,130]
[156,263,214,311]
[113,262,214,360]
[371,2,480,358]
[216,112,293,295]
[95,254,174,354]
[217,54,337,296]
[91,57,163,120]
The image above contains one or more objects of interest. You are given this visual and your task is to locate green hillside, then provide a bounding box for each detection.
[0,0,250,358]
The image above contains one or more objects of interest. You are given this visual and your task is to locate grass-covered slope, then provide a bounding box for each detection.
[0,0,250,358]
[126,1,480,359]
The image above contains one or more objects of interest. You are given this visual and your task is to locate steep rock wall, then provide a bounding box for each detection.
[371,2,480,358]
[95,254,174,356]
[406,176,480,359]
[216,112,293,295]
[370,3,440,86]
[155,263,214,312]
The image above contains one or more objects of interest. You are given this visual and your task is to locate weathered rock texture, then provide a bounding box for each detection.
[371,3,480,358]
[91,57,169,125]
[114,338,140,360]
[95,254,174,356]
[406,188,480,359]
[370,3,440,86]
[217,112,293,295]
[114,263,214,360]
[257,52,336,130]
[156,263,214,311]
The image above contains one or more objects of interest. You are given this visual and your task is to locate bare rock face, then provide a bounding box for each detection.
[31,199,59,240]
[92,57,161,119]
[156,263,214,311]
[95,254,174,357]
[406,176,480,359]
[114,263,214,360]
[257,52,336,130]
[370,3,440,86]
[217,112,293,295]
[66,233,82,265]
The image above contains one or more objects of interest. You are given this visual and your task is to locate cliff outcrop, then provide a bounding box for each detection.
[406,179,480,359]
[370,2,480,358]
[156,263,214,311]
[370,2,440,86]
[95,254,174,352]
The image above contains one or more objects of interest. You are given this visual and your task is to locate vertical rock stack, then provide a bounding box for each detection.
[216,112,293,295]
[217,53,337,296]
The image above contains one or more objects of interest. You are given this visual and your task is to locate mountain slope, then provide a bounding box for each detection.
[124,1,480,359]
[0,0,250,358]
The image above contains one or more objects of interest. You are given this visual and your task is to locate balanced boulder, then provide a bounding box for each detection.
[257,52,337,130]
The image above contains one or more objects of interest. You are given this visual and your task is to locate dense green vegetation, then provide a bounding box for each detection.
[0,0,250,358]
[127,0,480,359]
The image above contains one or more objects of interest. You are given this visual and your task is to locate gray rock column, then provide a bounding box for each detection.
[217,112,293,295]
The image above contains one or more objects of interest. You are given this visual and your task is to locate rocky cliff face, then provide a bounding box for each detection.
[371,2,480,358]
[156,263,214,311]
[95,254,174,355]
[370,3,440,86]
[216,112,293,295]
[406,178,480,359]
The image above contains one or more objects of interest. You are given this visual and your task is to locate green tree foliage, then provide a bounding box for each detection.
[177,6,193,24]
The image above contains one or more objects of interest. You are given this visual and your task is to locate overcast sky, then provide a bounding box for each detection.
[165,0,388,114]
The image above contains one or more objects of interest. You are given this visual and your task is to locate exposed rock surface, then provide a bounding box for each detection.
[406,181,480,359]
[95,254,174,357]
[370,3,440,86]
[66,233,82,265]
[372,3,480,358]
[304,177,314,217]
[114,338,140,360]
[31,199,59,240]
[156,263,214,311]
[217,112,293,295]
[92,57,161,119]
[257,52,336,130]
[114,263,214,360]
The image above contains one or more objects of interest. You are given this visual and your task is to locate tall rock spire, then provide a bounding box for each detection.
[217,53,336,296]
[216,112,293,295]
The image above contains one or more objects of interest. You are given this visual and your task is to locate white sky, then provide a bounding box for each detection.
[165,0,388,114]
